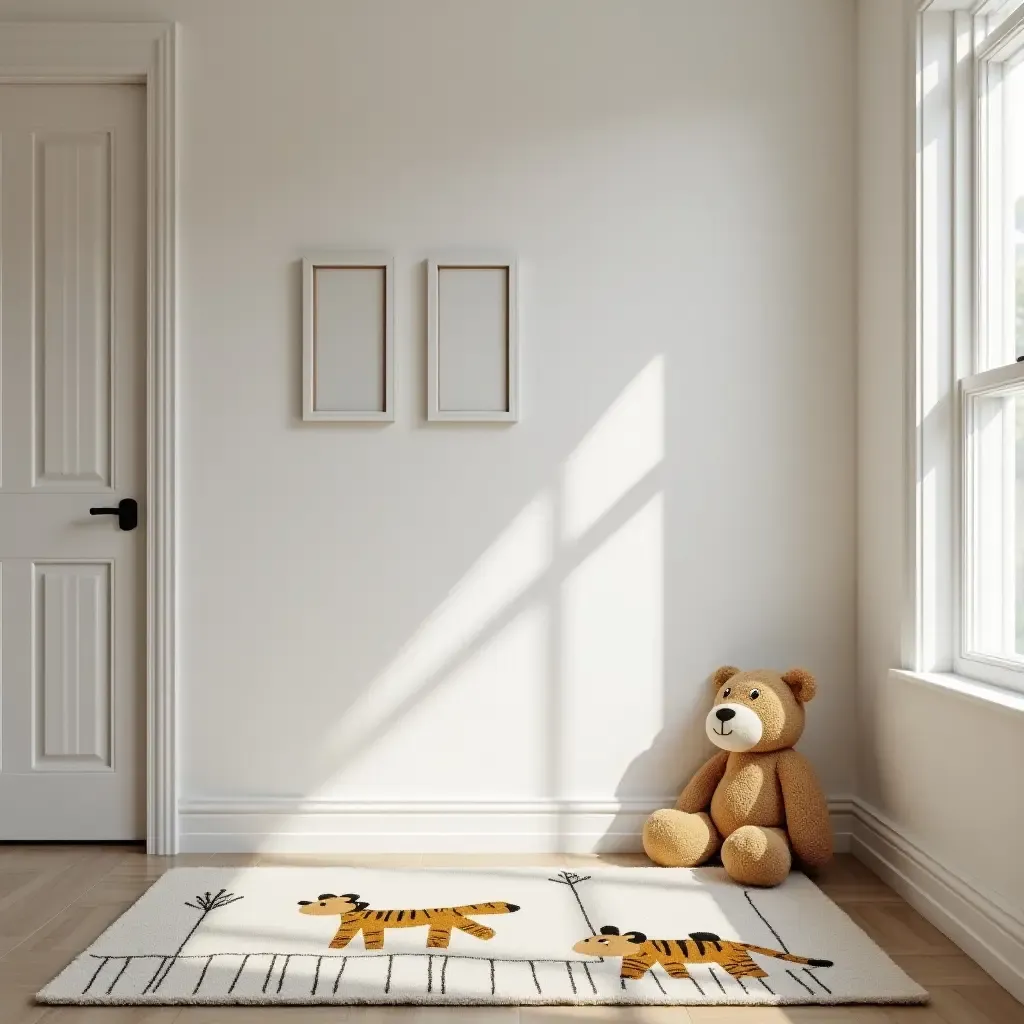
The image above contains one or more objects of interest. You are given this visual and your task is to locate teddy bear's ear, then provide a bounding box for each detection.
[711,665,741,689]
[781,667,817,703]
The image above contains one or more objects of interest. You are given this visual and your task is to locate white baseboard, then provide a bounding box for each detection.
[178,796,853,856]
[850,796,1024,1003]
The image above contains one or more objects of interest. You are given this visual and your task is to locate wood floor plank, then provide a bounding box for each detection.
[520,1011,696,1019]
[810,859,904,905]
[892,955,996,988]
[563,853,651,868]
[164,1009,516,1022]
[926,984,1024,1024]
[0,847,129,956]
[38,1010,182,1023]
[522,1008,693,1021]
[418,854,566,867]
[841,903,963,957]
[255,854,426,868]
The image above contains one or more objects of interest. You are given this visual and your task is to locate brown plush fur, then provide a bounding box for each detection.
[642,667,832,886]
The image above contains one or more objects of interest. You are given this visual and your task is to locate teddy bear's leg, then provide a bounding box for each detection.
[642,809,720,867]
[721,825,791,886]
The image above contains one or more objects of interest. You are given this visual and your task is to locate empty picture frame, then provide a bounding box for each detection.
[302,252,394,421]
[427,255,519,422]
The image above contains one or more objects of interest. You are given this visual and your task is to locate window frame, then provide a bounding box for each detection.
[911,0,1024,694]
[958,4,1024,689]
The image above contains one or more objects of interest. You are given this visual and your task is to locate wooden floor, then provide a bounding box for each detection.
[0,848,1019,1023]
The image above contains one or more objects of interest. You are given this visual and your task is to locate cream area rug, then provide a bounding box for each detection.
[38,865,927,1007]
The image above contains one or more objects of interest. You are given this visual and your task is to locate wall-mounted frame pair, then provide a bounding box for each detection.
[302,252,394,421]
[302,251,520,423]
[427,255,519,422]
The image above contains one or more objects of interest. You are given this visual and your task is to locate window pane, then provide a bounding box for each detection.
[969,390,1018,659]
[1018,393,1024,652]
[1008,60,1024,358]
[1017,198,1024,359]
[963,383,1024,673]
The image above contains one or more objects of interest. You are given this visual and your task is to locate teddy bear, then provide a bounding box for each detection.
[642,665,832,886]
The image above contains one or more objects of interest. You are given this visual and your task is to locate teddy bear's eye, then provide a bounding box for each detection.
[598,939,608,945]
[749,688,760,699]
[722,687,731,698]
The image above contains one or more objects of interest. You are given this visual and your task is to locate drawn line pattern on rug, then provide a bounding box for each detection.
[82,957,108,996]
[73,882,833,1003]
[788,968,815,995]
[805,967,832,994]
[581,961,597,995]
[743,888,830,994]
[106,957,131,996]
[78,948,822,1001]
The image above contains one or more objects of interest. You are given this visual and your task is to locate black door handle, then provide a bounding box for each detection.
[89,498,138,531]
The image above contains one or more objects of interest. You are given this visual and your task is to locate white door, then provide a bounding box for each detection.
[0,85,146,839]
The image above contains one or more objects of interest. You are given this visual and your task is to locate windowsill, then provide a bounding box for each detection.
[889,668,1024,715]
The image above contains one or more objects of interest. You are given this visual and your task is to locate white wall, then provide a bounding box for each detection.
[0,0,857,849]
[857,0,1024,999]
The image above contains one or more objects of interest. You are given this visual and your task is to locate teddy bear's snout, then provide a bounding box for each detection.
[705,702,763,751]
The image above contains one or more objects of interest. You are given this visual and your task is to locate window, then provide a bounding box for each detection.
[958,2,1024,690]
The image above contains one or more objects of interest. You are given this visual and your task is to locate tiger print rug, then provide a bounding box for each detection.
[37,865,928,1006]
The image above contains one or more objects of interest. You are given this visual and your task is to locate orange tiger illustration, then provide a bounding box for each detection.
[573,926,833,982]
[297,892,520,950]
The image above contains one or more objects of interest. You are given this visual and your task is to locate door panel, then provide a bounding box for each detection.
[0,85,145,839]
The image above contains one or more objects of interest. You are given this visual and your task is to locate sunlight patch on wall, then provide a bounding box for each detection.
[338,607,548,797]
[559,493,664,797]
[324,494,552,748]
[562,357,664,542]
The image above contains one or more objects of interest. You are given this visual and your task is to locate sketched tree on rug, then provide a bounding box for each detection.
[84,887,246,997]
[548,871,597,936]
[142,889,244,994]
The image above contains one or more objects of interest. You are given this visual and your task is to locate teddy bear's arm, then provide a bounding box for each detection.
[777,749,833,867]
[676,751,729,812]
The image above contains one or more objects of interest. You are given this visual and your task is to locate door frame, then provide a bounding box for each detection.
[0,23,180,853]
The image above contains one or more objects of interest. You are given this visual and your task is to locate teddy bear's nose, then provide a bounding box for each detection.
[715,708,736,722]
